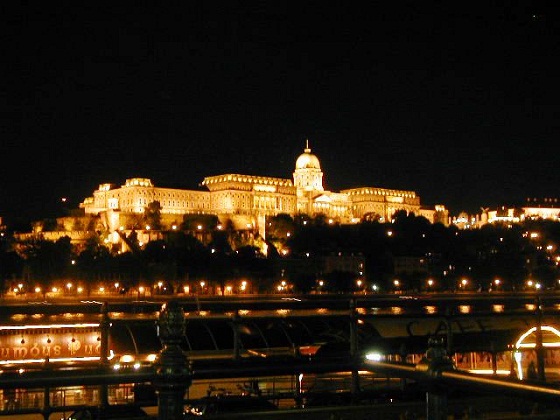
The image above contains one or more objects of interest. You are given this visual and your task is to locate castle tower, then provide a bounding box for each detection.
[293,140,324,215]
[293,140,324,192]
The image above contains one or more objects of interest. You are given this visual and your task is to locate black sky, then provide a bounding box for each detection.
[1,1,558,226]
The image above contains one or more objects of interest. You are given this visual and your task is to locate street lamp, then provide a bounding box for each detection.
[493,278,501,291]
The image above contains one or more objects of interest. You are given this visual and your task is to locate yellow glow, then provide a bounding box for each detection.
[0,349,114,366]
[254,185,276,193]
[0,323,99,331]
[467,369,510,375]
[120,354,135,363]
[516,325,560,349]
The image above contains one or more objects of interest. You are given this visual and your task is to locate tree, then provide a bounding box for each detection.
[145,201,162,230]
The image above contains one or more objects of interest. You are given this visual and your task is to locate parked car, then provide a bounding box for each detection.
[184,395,278,417]
[63,404,149,420]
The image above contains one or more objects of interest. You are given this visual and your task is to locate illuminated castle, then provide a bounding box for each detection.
[80,142,446,236]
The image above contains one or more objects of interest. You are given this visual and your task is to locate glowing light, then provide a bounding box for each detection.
[365,352,383,361]
[515,325,560,349]
[120,354,135,363]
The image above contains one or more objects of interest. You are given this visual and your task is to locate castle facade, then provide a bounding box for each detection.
[80,143,446,236]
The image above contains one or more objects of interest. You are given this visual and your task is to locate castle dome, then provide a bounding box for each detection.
[295,141,321,170]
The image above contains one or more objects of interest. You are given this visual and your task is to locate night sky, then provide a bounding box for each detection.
[1,1,558,226]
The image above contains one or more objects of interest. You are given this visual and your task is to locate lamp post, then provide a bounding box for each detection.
[154,300,191,420]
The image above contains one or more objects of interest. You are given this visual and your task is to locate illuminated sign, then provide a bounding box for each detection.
[0,324,109,365]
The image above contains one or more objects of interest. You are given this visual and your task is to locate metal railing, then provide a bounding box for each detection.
[1,300,560,419]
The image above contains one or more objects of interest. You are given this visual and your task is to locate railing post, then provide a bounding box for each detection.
[154,300,191,420]
[535,296,546,382]
[444,307,453,355]
[99,302,110,408]
[42,358,51,420]
[232,309,241,361]
[417,337,455,420]
[349,299,360,398]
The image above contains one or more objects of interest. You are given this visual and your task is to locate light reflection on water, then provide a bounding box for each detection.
[424,305,437,314]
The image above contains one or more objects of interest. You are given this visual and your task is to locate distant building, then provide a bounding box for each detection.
[522,198,560,221]
[79,142,446,239]
[452,198,560,229]
[393,256,429,276]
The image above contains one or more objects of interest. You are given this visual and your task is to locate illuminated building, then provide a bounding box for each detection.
[79,142,445,238]
[454,198,560,229]
[522,197,560,221]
